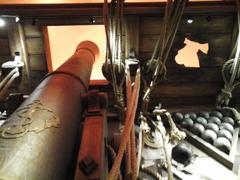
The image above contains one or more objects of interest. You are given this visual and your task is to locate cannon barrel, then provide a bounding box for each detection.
[0,41,99,180]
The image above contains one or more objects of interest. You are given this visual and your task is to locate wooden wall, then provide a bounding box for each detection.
[1,11,239,110]
[0,20,47,97]
[136,14,239,109]
[0,27,11,66]
[23,20,48,89]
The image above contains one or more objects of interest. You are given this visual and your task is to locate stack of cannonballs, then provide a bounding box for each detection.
[173,110,236,154]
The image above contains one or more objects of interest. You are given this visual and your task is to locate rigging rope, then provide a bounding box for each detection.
[103,0,125,114]
[216,0,240,110]
[142,0,188,113]
[108,68,140,180]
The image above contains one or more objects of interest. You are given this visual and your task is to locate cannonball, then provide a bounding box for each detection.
[172,143,193,165]
[188,112,197,120]
[214,137,231,154]
[201,129,217,144]
[222,117,235,126]
[210,111,223,119]
[217,129,233,142]
[195,117,208,127]
[206,123,219,133]
[191,123,205,137]
[208,117,221,125]
[219,123,234,134]
[198,111,210,119]
[172,112,184,124]
[181,118,194,130]
[184,112,197,120]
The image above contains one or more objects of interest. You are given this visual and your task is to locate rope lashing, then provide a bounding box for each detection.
[216,0,240,108]
[142,0,188,113]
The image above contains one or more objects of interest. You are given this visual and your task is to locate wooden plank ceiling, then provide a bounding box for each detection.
[0,0,233,5]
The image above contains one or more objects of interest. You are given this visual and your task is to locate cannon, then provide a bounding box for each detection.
[0,41,99,180]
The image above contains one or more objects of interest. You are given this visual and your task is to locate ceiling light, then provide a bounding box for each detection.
[187,16,194,24]
[15,17,20,22]
[0,18,5,27]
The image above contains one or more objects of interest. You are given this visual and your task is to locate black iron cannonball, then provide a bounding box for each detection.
[201,129,217,144]
[172,112,184,124]
[217,129,233,142]
[191,123,205,137]
[184,112,197,120]
[172,143,193,165]
[210,111,223,119]
[198,111,210,119]
[181,118,194,130]
[222,117,235,126]
[214,137,231,154]
[208,117,221,125]
[206,123,219,133]
[219,123,234,134]
[195,117,208,127]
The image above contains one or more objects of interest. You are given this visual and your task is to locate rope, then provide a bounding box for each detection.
[125,141,132,178]
[125,65,132,178]
[142,0,187,113]
[103,0,125,116]
[216,0,240,108]
[107,145,122,180]
[108,69,140,180]
[140,166,162,180]
[130,128,137,180]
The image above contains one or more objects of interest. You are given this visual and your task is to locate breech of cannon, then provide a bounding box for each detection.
[0,41,99,180]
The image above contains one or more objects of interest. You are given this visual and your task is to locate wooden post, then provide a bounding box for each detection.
[7,20,31,93]
[125,16,140,59]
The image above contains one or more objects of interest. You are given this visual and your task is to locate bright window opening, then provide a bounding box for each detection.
[46,25,106,80]
[175,38,208,68]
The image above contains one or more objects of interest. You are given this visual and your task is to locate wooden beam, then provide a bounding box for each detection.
[42,26,53,72]
[0,1,236,18]
[7,20,31,93]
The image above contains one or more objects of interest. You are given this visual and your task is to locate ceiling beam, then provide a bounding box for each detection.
[0,1,236,18]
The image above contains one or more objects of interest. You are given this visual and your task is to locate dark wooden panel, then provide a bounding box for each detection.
[151,82,223,98]
[139,16,163,35]
[125,16,139,58]
[139,34,186,52]
[205,34,231,49]
[26,37,44,55]
[232,87,240,106]
[178,15,234,34]
[140,15,234,35]
[30,70,47,89]
[165,67,223,83]
[29,54,47,71]
[149,96,216,109]
[24,23,42,37]
[0,28,8,38]
[139,52,152,61]
[208,48,230,59]
[0,38,10,55]
[140,34,231,53]
[139,34,159,52]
